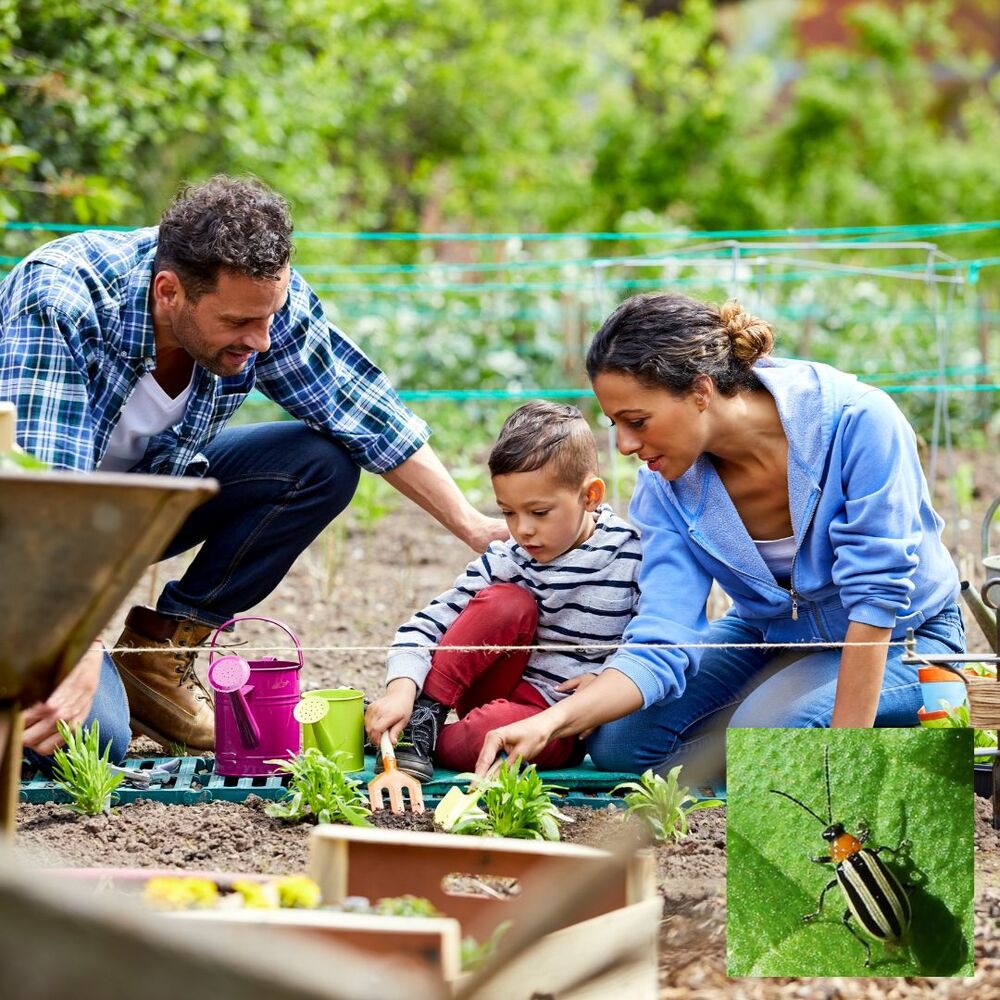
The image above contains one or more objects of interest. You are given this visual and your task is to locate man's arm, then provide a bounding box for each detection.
[381,443,507,552]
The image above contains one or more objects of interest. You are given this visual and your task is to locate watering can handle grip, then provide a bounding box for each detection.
[207,616,304,669]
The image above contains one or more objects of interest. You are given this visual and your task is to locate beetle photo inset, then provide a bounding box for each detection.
[725,728,974,977]
[770,744,913,968]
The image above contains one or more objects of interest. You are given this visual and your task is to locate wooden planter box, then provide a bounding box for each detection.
[171,826,661,998]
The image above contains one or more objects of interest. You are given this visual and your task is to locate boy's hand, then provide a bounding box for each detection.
[365,679,418,745]
[555,673,599,695]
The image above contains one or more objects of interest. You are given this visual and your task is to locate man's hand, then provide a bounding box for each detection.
[464,512,509,553]
[365,678,418,745]
[474,711,558,777]
[380,444,509,553]
[22,641,104,756]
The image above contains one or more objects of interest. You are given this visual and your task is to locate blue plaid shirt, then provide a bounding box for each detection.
[0,228,429,475]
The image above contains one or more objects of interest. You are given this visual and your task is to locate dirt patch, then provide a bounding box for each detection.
[15,472,1000,996]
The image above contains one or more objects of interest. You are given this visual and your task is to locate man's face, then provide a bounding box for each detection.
[168,266,291,377]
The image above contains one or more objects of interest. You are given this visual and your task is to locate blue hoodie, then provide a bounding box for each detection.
[608,357,960,708]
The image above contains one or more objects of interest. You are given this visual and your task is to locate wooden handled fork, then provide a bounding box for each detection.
[368,732,425,814]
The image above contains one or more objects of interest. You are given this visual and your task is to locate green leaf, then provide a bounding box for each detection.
[726,728,974,977]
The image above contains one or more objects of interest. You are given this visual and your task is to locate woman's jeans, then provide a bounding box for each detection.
[586,602,967,777]
[27,422,360,772]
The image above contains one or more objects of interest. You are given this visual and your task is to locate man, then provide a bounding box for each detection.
[0,175,505,762]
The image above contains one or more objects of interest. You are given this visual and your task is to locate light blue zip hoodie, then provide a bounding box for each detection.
[608,357,960,708]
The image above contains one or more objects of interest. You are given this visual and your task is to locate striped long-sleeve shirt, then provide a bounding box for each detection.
[386,504,642,704]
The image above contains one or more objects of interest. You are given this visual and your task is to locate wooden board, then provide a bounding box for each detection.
[308,825,656,941]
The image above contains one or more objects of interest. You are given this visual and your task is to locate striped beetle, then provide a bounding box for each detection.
[770,745,913,968]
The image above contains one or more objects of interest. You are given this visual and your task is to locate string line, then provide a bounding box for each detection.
[104,639,926,655]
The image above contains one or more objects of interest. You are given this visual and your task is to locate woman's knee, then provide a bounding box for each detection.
[587,715,680,773]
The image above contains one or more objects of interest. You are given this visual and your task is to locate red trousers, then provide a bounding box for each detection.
[422,583,583,772]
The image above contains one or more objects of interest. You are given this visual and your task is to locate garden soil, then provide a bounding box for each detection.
[14,457,1000,998]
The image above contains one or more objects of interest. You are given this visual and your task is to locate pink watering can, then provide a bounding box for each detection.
[207,616,303,777]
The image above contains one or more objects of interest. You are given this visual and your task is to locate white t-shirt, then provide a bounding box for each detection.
[753,534,795,580]
[98,369,195,472]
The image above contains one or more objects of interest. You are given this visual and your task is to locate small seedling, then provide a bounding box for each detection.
[265,748,371,826]
[374,894,441,918]
[461,920,513,971]
[937,700,997,749]
[441,759,571,841]
[612,766,723,843]
[51,720,125,817]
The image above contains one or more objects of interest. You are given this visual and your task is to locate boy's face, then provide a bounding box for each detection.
[492,468,604,563]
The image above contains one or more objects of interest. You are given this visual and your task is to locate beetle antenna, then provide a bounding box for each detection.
[769,788,827,826]
[823,744,833,824]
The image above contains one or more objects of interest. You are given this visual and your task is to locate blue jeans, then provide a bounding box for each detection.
[586,602,966,776]
[29,421,360,770]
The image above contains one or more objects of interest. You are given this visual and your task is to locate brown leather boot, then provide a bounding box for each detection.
[112,606,216,750]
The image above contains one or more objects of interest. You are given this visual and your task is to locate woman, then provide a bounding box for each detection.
[474,292,965,777]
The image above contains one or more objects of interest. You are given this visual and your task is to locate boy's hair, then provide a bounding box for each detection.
[488,401,598,488]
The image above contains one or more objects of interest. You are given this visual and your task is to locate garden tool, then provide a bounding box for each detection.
[207,655,260,749]
[368,732,425,814]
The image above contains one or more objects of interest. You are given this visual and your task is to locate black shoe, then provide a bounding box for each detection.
[376,696,450,783]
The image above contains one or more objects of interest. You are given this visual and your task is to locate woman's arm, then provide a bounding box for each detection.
[474,668,643,774]
[831,621,891,727]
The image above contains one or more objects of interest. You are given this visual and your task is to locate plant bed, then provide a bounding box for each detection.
[39,823,661,998]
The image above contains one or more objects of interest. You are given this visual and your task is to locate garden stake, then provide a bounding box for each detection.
[770,744,913,968]
[368,732,424,815]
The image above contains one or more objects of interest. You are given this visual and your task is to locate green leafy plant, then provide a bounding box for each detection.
[442,759,571,841]
[51,720,125,817]
[937,700,998,749]
[461,920,513,971]
[374,895,441,918]
[612,766,723,843]
[265,748,371,826]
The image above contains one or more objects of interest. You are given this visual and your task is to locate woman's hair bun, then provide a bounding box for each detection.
[719,300,774,365]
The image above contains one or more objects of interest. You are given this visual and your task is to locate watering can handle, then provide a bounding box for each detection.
[207,616,304,669]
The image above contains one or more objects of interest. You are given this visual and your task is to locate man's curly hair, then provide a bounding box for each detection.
[154,175,292,300]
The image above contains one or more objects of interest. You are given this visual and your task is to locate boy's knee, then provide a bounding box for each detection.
[471,583,537,628]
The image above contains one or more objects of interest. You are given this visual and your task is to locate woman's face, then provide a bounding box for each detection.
[592,371,709,481]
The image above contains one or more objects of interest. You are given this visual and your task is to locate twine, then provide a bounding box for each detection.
[103,639,919,655]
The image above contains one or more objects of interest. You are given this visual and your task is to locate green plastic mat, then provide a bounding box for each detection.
[21,755,726,808]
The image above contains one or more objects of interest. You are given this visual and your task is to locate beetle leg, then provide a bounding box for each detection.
[803,877,838,923]
[856,822,870,845]
[809,854,833,864]
[871,837,910,858]
[842,909,873,968]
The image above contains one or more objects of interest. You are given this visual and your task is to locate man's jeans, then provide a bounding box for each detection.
[586,602,966,777]
[28,422,360,772]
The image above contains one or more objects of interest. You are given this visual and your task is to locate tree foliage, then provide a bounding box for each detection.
[0,0,996,240]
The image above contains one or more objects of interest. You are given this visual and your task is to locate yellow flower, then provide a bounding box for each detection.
[143,877,219,910]
[231,879,280,909]
[275,875,322,909]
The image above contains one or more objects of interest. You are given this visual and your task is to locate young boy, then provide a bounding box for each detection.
[364,400,642,779]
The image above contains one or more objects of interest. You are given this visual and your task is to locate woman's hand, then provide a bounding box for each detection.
[365,678,418,744]
[474,712,558,776]
[22,641,104,755]
[555,673,599,695]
